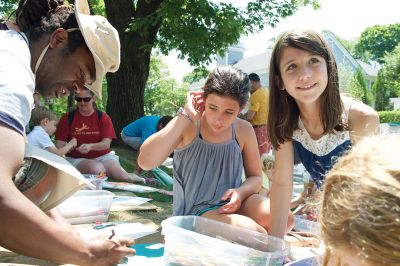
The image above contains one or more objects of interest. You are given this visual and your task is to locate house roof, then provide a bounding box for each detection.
[356,59,379,77]
[233,51,271,75]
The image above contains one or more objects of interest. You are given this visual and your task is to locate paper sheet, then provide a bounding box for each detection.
[112,196,152,206]
[103,181,159,193]
[75,222,157,240]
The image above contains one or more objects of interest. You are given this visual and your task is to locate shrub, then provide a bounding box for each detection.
[378,110,400,123]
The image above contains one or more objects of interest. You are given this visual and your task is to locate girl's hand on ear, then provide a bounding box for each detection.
[184,91,205,122]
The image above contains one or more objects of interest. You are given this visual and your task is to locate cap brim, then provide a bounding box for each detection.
[74,0,105,99]
[24,144,94,212]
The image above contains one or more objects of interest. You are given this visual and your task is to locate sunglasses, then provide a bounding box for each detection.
[75,96,92,102]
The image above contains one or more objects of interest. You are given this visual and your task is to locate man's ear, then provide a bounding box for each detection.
[49,28,69,48]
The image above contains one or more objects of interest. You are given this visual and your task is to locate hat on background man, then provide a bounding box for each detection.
[74,0,120,99]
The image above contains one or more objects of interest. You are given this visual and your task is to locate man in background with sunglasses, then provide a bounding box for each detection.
[55,87,145,183]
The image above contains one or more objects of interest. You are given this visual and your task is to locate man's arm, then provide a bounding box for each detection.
[245,110,256,122]
[0,123,134,265]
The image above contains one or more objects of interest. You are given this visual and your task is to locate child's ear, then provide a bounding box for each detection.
[41,117,49,126]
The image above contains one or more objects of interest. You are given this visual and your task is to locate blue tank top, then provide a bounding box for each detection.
[172,122,243,215]
[292,99,353,188]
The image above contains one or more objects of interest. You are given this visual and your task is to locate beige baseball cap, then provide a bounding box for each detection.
[74,0,120,99]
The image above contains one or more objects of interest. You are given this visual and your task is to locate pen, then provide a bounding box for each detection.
[108,229,115,240]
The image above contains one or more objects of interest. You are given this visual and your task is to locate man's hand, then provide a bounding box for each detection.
[87,236,135,266]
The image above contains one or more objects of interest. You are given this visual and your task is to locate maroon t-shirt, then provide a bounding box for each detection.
[55,110,116,159]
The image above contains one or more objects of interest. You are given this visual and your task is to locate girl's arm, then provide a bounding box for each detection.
[348,101,380,143]
[218,120,262,214]
[239,120,263,196]
[138,116,191,170]
[138,91,205,170]
[269,140,294,238]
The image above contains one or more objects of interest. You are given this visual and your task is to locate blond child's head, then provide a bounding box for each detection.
[321,135,400,266]
[30,107,59,135]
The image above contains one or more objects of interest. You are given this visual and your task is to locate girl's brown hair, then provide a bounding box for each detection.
[267,29,344,149]
[203,66,250,109]
[321,135,400,266]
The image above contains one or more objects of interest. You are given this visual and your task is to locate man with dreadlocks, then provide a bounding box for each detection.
[0,0,135,265]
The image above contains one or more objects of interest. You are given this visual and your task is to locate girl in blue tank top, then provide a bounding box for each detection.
[266,29,380,238]
[139,66,293,234]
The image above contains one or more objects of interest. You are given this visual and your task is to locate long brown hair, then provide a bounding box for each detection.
[267,29,343,149]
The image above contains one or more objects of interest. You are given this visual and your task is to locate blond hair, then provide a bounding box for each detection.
[321,135,400,266]
[30,107,58,126]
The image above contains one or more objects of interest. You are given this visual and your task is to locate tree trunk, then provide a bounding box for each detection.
[103,0,163,139]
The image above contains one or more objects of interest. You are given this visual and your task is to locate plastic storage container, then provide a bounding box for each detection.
[161,216,290,266]
[83,174,108,190]
[58,190,114,224]
[293,215,321,236]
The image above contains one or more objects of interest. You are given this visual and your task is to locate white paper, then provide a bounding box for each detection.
[76,222,157,240]
[112,196,152,206]
[103,182,159,193]
[118,256,164,266]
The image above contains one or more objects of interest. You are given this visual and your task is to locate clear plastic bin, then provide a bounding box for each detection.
[58,190,114,224]
[161,216,290,266]
[293,215,321,236]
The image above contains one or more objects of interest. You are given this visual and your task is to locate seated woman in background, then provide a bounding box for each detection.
[55,87,144,183]
[138,66,293,234]
[321,135,400,266]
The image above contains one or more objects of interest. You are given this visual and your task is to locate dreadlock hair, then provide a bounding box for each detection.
[15,0,86,54]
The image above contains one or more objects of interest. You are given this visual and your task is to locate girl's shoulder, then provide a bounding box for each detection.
[234,117,253,135]
[347,99,380,141]
[348,99,378,123]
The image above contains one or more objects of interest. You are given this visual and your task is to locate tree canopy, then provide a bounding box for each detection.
[1,0,319,136]
[355,23,400,64]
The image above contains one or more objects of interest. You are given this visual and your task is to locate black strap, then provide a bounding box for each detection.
[68,109,103,125]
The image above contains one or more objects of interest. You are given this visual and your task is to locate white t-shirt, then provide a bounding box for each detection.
[0,30,34,135]
[27,126,55,150]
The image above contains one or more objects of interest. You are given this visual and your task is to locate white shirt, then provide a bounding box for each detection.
[27,126,55,150]
[0,30,34,135]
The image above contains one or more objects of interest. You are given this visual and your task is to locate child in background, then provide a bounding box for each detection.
[28,107,77,156]
[321,135,400,266]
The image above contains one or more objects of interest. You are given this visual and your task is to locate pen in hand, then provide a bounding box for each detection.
[108,229,115,240]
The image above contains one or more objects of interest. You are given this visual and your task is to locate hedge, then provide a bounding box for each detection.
[378,110,400,123]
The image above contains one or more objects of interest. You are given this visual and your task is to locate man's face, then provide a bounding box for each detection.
[250,80,257,92]
[35,32,96,99]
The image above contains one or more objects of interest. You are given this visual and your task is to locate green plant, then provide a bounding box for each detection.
[378,110,400,123]
[349,68,372,105]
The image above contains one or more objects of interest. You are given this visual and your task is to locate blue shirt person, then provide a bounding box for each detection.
[121,115,173,150]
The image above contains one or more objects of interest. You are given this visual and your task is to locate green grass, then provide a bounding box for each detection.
[109,143,173,229]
